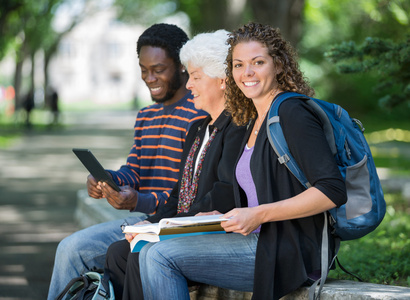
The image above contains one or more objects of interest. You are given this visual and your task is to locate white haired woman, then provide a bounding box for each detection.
[103,29,246,299]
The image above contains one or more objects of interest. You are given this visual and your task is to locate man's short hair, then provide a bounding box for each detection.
[137,23,189,66]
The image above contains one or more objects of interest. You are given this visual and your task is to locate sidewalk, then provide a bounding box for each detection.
[0,110,137,300]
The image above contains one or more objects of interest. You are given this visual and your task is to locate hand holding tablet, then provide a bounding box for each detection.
[72,148,121,192]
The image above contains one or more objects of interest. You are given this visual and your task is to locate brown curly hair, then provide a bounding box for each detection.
[225,22,315,126]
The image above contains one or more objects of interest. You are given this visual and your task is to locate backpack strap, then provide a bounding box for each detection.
[304,99,337,156]
[308,212,339,300]
[85,271,113,300]
[54,275,87,300]
[335,255,363,282]
[267,92,312,188]
[267,92,338,300]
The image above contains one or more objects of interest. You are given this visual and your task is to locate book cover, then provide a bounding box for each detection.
[124,215,229,253]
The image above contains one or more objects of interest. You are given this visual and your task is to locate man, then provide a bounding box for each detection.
[48,23,207,300]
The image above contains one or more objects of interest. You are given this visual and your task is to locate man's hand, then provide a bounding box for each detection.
[99,182,138,210]
[86,174,103,199]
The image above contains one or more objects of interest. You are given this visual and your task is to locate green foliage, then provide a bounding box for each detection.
[112,0,248,34]
[113,0,176,26]
[329,192,410,286]
[0,0,25,60]
[324,36,410,110]
[0,0,62,59]
[301,0,410,117]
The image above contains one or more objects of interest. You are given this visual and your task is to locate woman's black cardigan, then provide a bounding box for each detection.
[147,111,247,223]
[232,98,347,300]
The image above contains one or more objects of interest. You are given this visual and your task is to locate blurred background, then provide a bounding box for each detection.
[0,0,409,299]
[0,0,408,125]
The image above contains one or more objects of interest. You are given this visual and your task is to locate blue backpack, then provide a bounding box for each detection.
[266,92,386,299]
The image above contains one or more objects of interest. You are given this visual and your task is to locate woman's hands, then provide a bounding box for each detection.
[195,210,221,216]
[221,207,262,236]
[220,187,337,236]
[125,220,152,243]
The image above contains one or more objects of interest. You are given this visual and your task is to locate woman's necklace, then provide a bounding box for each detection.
[254,89,281,136]
[254,105,270,136]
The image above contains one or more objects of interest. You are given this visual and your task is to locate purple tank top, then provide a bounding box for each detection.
[235,145,261,233]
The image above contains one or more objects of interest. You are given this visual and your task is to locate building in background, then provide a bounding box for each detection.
[49,8,149,106]
[0,5,190,112]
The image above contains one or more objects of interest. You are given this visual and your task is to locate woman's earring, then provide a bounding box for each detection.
[182,68,186,73]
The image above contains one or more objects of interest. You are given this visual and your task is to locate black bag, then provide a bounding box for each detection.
[55,271,114,300]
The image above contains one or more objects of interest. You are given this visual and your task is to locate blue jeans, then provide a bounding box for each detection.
[47,215,146,300]
[139,232,258,300]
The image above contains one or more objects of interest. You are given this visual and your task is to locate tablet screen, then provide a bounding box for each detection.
[72,148,121,192]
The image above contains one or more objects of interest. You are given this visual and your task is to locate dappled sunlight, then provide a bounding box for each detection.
[0,206,24,223]
[0,266,27,289]
[1,149,124,187]
[0,245,42,254]
[0,276,28,286]
[0,220,75,236]
[371,146,401,158]
[0,265,25,273]
[375,167,390,180]
[25,210,50,221]
[5,232,72,243]
[2,166,41,179]
[366,128,410,144]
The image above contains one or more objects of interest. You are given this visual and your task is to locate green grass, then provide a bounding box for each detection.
[331,121,410,287]
[0,133,20,148]
[329,192,410,287]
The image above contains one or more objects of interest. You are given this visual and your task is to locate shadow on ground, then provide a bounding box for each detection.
[0,110,136,300]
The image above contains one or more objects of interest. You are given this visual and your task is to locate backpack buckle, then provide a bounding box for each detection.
[278,154,290,164]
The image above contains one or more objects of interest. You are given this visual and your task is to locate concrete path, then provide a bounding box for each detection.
[0,110,137,300]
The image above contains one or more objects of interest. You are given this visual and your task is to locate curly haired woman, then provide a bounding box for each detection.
[138,22,347,300]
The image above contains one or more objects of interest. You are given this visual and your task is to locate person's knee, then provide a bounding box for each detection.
[105,240,129,267]
[55,233,84,260]
[126,251,141,275]
[143,242,174,268]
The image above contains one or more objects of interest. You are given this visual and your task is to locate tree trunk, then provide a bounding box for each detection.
[44,50,50,107]
[249,0,305,47]
[29,50,35,96]
[13,38,28,109]
[195,0,228,32]
[191,0,305,47]
[13,59,23,109]
[191,0,247,33]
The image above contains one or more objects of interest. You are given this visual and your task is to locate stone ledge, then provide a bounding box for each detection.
[76,189,410,300]
[74,189,145,228]
[191,279,410,300]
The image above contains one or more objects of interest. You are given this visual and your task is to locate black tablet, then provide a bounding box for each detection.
[72,148,121,192]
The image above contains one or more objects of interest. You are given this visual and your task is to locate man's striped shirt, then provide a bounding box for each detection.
[107,93,207,214]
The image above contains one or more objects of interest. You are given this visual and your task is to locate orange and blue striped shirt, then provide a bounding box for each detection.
[107,92,207,214]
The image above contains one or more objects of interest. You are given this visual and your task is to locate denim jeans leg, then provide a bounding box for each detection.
[47,215,146,300]
[139,233,258,300]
